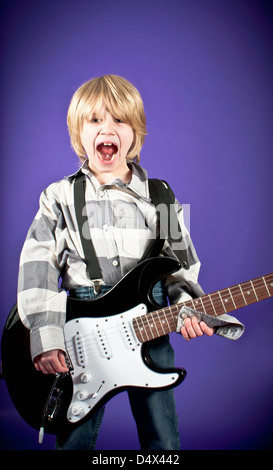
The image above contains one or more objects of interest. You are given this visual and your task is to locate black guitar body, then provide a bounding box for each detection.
[1,256,185,435]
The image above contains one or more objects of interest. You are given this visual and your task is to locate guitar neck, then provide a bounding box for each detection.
[133,273,273,343]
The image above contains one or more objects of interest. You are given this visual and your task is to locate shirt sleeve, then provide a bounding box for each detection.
[17,186,67,361]
[164,200,205,304]
[164,200,244,339]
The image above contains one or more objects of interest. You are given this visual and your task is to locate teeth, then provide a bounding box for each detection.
[103,143,113,146]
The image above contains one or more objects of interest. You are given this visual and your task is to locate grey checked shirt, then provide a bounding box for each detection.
[17,162,238,361]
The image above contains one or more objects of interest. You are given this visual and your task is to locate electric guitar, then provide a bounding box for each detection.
[1,256,273,439]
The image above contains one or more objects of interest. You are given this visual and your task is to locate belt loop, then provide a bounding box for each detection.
[93,280,102,295]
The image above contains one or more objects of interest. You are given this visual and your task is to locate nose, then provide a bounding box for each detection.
[99,116,116,135]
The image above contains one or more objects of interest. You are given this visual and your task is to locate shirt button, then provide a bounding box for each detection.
[112,260,119,267]
[102,224,108,230]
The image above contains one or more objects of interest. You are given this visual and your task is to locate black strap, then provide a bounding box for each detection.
[147,179,190,270]
[74,172,102,281]
[74,173,189,282]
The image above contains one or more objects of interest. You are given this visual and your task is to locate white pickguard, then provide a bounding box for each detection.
[64,303,179,424]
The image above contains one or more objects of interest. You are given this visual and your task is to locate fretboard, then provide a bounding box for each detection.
[132,273,273,343]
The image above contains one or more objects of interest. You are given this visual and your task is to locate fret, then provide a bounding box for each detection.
[208,294,217,316]
[263,277,271,297]
[155,310,167,337]
[138,315,150,342]
[229,285,247,309]
[145,313,156,340]
[265,275,273,296]
[239,281,257,305]
[136,316,147,340]
[154,314,162,336]
[143,316,153,340]
[164,308,176,334]
[228,288,237,308]
[209,291,226,316]
[250,280,259,301]
[217,291,227,313]
[133,317,145,342]
[192,298,202,309]
[239,284,247,305]
[163,306,172,333]
[217,288,235,313]
[162,310,171,334]
[151,313,160,337]
[189,298,195,309]
[252,277,270,300]
[167,306,178,332]
[160,313,168,332]
[198,296,207,314]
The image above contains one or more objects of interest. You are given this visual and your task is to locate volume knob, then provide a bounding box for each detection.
[71,404,83,416]
[80,372,92,383]
[77,389,88,400]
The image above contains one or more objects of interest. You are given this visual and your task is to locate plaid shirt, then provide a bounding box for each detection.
[17,161,204,360]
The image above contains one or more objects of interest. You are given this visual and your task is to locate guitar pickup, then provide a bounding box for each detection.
[73,333,87,367]
[95,324,112,360]
[120,316,138,351]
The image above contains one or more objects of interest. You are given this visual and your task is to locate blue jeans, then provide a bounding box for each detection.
[56,282,180,450]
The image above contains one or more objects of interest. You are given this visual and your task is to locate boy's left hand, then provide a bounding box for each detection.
[180,315,214,341]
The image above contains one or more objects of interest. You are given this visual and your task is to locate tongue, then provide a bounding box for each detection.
[97,143,117,161]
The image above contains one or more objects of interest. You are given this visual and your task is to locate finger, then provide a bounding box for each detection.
[39,358,56,374]
[34,360,51,374]
[34,357,48,374]
[199,321,215,337]
[183,317,198,338]
[37,353,60,374]
[47,358,67,374]
[191,316,205,336]
[180,325,191,341]
[34,361,41,372]
[34,350,68,375]
[46,355,68,374]
[58,351,69,372]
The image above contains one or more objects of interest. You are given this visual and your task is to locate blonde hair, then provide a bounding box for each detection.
[67,75,147,163]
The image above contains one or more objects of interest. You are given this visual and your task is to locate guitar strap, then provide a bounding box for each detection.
[146,179,189,270]
[73,171,189,285]
[74,173,102,281]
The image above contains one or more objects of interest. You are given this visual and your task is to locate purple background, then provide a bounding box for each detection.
[1,0,273,451]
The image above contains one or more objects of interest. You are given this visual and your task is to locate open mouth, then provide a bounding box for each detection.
[96,142,118,162]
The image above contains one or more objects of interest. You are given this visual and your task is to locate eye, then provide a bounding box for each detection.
[114,118,124,123]
[88,113,101,123]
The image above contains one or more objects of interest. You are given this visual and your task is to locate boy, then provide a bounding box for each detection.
[17,75,242,450]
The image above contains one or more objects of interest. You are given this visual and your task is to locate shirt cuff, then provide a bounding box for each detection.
[30,325,66,361]
[176,305,245,340]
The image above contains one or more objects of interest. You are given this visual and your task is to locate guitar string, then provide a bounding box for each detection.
[66,275,273,347]
[65,306,178,359]
[64,310,170,356]
[65,275,273,360]
[182,275,273,315]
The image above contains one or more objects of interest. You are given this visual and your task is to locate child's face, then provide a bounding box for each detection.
[81,104,134,179]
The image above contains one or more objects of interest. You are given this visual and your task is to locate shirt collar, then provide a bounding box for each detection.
[127,162,149,200]
[69,160,150,200]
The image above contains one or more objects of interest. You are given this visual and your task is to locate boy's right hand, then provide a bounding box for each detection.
[34,349,69,375]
